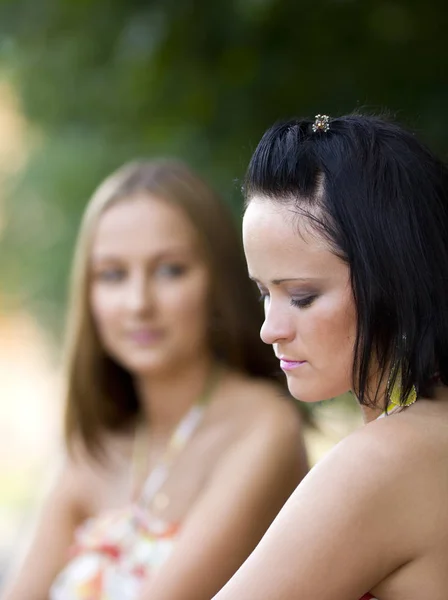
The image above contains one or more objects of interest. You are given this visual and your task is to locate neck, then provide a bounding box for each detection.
[359,403,383,424]
[135,353,217,435]
[355,367,389,424]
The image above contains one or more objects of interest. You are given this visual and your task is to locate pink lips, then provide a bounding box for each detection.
[279,358,306,371]
[128,330,164,345]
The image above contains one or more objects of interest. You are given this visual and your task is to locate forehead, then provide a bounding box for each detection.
[92,194,198,257]
[243,197,342,281]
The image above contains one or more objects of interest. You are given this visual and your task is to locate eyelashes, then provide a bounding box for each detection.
[257,292,318,309]
[290,295,317,309]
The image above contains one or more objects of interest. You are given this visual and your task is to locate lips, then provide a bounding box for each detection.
[127,329,164,344]
[278,357,306,371]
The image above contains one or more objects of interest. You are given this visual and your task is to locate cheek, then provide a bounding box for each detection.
[90,287,121,333]
[303,293,356,354]
[324,305,356,373]
[162,275,210,324]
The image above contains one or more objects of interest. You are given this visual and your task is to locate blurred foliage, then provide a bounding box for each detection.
[0,0,447,338]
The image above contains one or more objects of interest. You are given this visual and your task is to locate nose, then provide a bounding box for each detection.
[260,300,294,345]
[126,273,153,315]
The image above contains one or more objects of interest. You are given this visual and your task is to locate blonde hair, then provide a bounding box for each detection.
[63,159,279,456]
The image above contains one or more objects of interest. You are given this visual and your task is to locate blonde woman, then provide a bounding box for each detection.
[4,160,308,600]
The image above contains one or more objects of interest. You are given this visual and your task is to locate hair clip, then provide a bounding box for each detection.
[312,114,330,133]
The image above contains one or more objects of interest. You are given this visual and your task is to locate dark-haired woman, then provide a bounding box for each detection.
[214,114,448,600]
[3,160,308,600]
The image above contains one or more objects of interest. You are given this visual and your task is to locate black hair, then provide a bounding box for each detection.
[244,114,448,409]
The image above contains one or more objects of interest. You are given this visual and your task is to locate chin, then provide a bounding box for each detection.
[118,350,171,376]
[286,379,340,404]
[129,359,173,376]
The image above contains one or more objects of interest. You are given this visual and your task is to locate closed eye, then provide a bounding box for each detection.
[290,295,317,308]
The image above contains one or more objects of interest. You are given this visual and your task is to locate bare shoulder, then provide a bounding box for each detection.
[310,410,419,485]
[60,429,134,517]
[222,371,304,440]
[200,373,308,512]
[299,402,442,527]
[211,371,308,479]
[365,400,448,496]
[349,400,445,476]
[54,440,101,521]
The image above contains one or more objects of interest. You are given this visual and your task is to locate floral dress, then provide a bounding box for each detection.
[49,506,179,600]
[50,398,210,600]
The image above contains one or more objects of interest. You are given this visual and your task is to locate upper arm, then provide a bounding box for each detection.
[213,424,422,600]
[2,460,88,600]
[139,406,308,600]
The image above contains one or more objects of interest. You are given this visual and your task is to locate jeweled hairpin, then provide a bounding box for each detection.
[312,114,330,133]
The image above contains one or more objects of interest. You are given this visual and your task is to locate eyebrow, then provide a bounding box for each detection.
[92,248,194,263]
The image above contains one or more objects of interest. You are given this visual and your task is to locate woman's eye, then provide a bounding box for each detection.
[290,295,317,309]
[95,269,126,283]
[155,264,187,278]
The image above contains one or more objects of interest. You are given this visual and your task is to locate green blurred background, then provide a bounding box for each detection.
[0,0,447,587]
[1,0,448,334]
